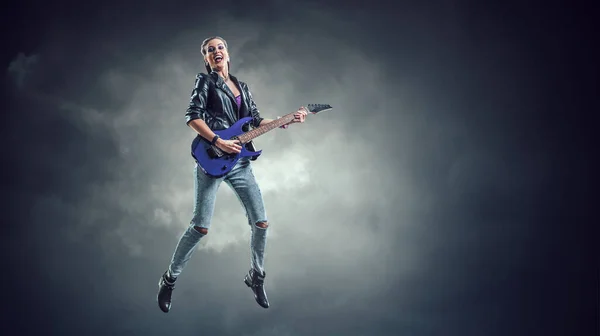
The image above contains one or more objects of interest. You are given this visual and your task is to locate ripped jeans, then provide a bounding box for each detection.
[167,158,268,278]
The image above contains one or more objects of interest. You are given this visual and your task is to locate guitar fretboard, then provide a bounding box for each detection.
[238,113,295,143]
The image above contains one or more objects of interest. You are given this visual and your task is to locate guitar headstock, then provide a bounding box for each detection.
[306,104,333,114]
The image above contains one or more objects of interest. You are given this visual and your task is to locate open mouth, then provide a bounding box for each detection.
[214,55,223,63]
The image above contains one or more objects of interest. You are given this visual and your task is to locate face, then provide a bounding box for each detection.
[204,39,229,70]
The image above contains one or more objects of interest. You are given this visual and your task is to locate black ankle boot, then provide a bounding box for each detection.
[244,269,269,308]
[157,270,176,313]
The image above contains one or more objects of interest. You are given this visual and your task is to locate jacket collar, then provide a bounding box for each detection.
[210,71,236,99]
[209,71,248,123]
[229,74,250,118]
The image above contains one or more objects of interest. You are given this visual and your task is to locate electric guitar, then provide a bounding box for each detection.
[191,103,333,177]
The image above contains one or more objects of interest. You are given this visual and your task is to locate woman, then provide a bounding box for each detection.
[157,36,307,312]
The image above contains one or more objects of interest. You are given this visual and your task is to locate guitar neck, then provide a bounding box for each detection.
[238,113,296,143]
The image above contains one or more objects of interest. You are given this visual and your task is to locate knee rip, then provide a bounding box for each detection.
[255,221,268,229]
[193,226,208,235]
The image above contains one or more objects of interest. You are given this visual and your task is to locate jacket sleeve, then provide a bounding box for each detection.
[185,73,209,125]
[242,82,264,128]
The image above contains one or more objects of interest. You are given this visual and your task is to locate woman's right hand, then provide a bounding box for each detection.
[216,139,242,154]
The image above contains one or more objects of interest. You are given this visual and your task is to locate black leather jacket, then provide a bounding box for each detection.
[185,71,264,132]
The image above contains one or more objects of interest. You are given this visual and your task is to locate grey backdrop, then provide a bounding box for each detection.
[2,0,594,335]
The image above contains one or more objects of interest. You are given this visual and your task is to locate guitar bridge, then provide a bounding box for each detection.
[207,145,225,159]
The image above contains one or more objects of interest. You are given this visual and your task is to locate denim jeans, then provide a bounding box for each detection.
[167,158,268,278]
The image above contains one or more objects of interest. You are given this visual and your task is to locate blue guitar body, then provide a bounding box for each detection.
[191,117,262,178]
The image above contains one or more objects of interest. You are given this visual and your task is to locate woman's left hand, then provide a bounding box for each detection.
[291,106,308,124]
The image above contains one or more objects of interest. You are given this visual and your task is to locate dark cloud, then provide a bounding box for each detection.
[7,52,39,88]
[1,0,594,335]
